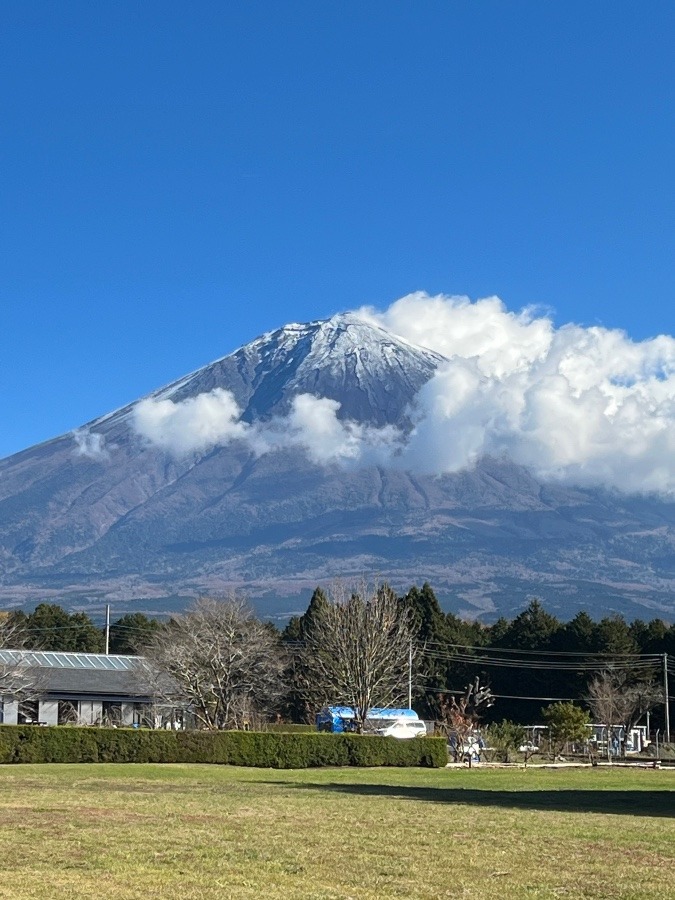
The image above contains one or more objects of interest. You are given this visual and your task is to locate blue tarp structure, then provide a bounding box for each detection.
[316,706,418,733]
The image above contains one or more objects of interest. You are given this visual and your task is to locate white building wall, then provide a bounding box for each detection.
[39,700,59,726]
[78,700,103,725]
[1,699,18,725]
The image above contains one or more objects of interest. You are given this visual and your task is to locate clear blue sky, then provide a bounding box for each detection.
[2,1,675,459]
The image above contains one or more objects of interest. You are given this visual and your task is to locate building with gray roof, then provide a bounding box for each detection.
[0,650,155,727]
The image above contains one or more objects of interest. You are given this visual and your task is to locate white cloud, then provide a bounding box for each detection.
[130,292,675,495]
[133,388,250,455]
[275,394,401,466]
[72,429,108,459]
[370,295,675,493]
[133,390,399,467]
[356,292,553,377]
[504,324,675,492]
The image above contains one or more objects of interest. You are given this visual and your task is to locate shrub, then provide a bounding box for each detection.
[541,702,590,754]
[0,726,447,768]
[484,721,526,763]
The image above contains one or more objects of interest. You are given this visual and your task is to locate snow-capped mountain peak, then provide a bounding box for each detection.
[139,313,447,429]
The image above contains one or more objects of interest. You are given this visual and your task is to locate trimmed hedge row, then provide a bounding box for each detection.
[264,723,317,734]
[0,726,447,768]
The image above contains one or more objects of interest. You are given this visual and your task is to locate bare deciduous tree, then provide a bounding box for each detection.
[437,677,493,763]
[142,596,284,730]
[301,582,416,733]
[587,669,663,756]
[0,616,42,703]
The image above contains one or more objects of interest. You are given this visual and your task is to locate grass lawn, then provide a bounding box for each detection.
[0,764,672,899]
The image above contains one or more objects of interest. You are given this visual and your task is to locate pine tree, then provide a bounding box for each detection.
[281,587,330,723]
[109,613,162,654]
[498,598,561,651]
[490,599,561,722]
[23,603,103,653]
[594,614,638,657]
[404,583,451,718]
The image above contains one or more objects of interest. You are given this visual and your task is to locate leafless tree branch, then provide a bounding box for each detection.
[301,581,416,732]
[437,676,494,762]
[142,596,284,730]
[587,668,663,752]
[0,617,43,701]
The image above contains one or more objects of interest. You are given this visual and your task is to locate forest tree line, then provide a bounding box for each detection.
[1,586,673,728]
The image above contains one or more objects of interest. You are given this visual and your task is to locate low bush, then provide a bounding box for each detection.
[0,726,447,768]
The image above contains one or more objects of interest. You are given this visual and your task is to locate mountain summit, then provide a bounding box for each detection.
[93,313,445,434]
[0,315,674,622]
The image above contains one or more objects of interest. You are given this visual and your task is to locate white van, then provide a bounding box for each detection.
[366,715,428,739]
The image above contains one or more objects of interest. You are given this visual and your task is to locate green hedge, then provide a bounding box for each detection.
[0,726,447,768]
[263,723,316,734]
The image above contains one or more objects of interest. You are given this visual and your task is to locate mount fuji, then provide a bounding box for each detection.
[1,313,674,622]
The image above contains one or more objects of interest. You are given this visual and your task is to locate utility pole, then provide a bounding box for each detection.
[408,641,413,710]
[105,604,110,656]
[664,653,671,744]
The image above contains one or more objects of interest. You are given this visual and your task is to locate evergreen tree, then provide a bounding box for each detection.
[23,603,103,652]
[407,583,448,644]
[645,618,668,654]
[282,587,329,643]
[549,610,598,700]
[489,599,562,723]
[405,583,449,718]
[443,610,493,713]
[281,587,330,723]
[556,611,597,654]
[109,613,162,654]
[487,617,510,644]
[497,598,561,650]
[594,614,638,657]
[68,612,105,653]
[282,615,303,643]
[664,623,675,656]
[629,618,667,654]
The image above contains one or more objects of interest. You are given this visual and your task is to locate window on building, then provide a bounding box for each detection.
[58,700,79,725]
[133,702,153,728]
[17,699,39,724]
[102,701,122,726]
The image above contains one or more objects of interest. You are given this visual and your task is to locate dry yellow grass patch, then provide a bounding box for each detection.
[0,764,671,899]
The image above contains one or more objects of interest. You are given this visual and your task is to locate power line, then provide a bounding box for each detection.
[421,650,660,673]
[422,638,662,660]
[423,685,579,702]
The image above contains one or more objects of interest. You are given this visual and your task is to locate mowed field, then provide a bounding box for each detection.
[0,763,672,900]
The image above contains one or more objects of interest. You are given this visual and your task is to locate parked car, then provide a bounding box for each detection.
[367,717,428,739]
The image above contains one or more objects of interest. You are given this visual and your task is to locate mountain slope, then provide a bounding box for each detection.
[0,314,674,621]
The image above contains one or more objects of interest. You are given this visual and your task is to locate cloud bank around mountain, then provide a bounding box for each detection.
[358,293,675,494]
[131,292,675,495]
[132,390,398,467]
